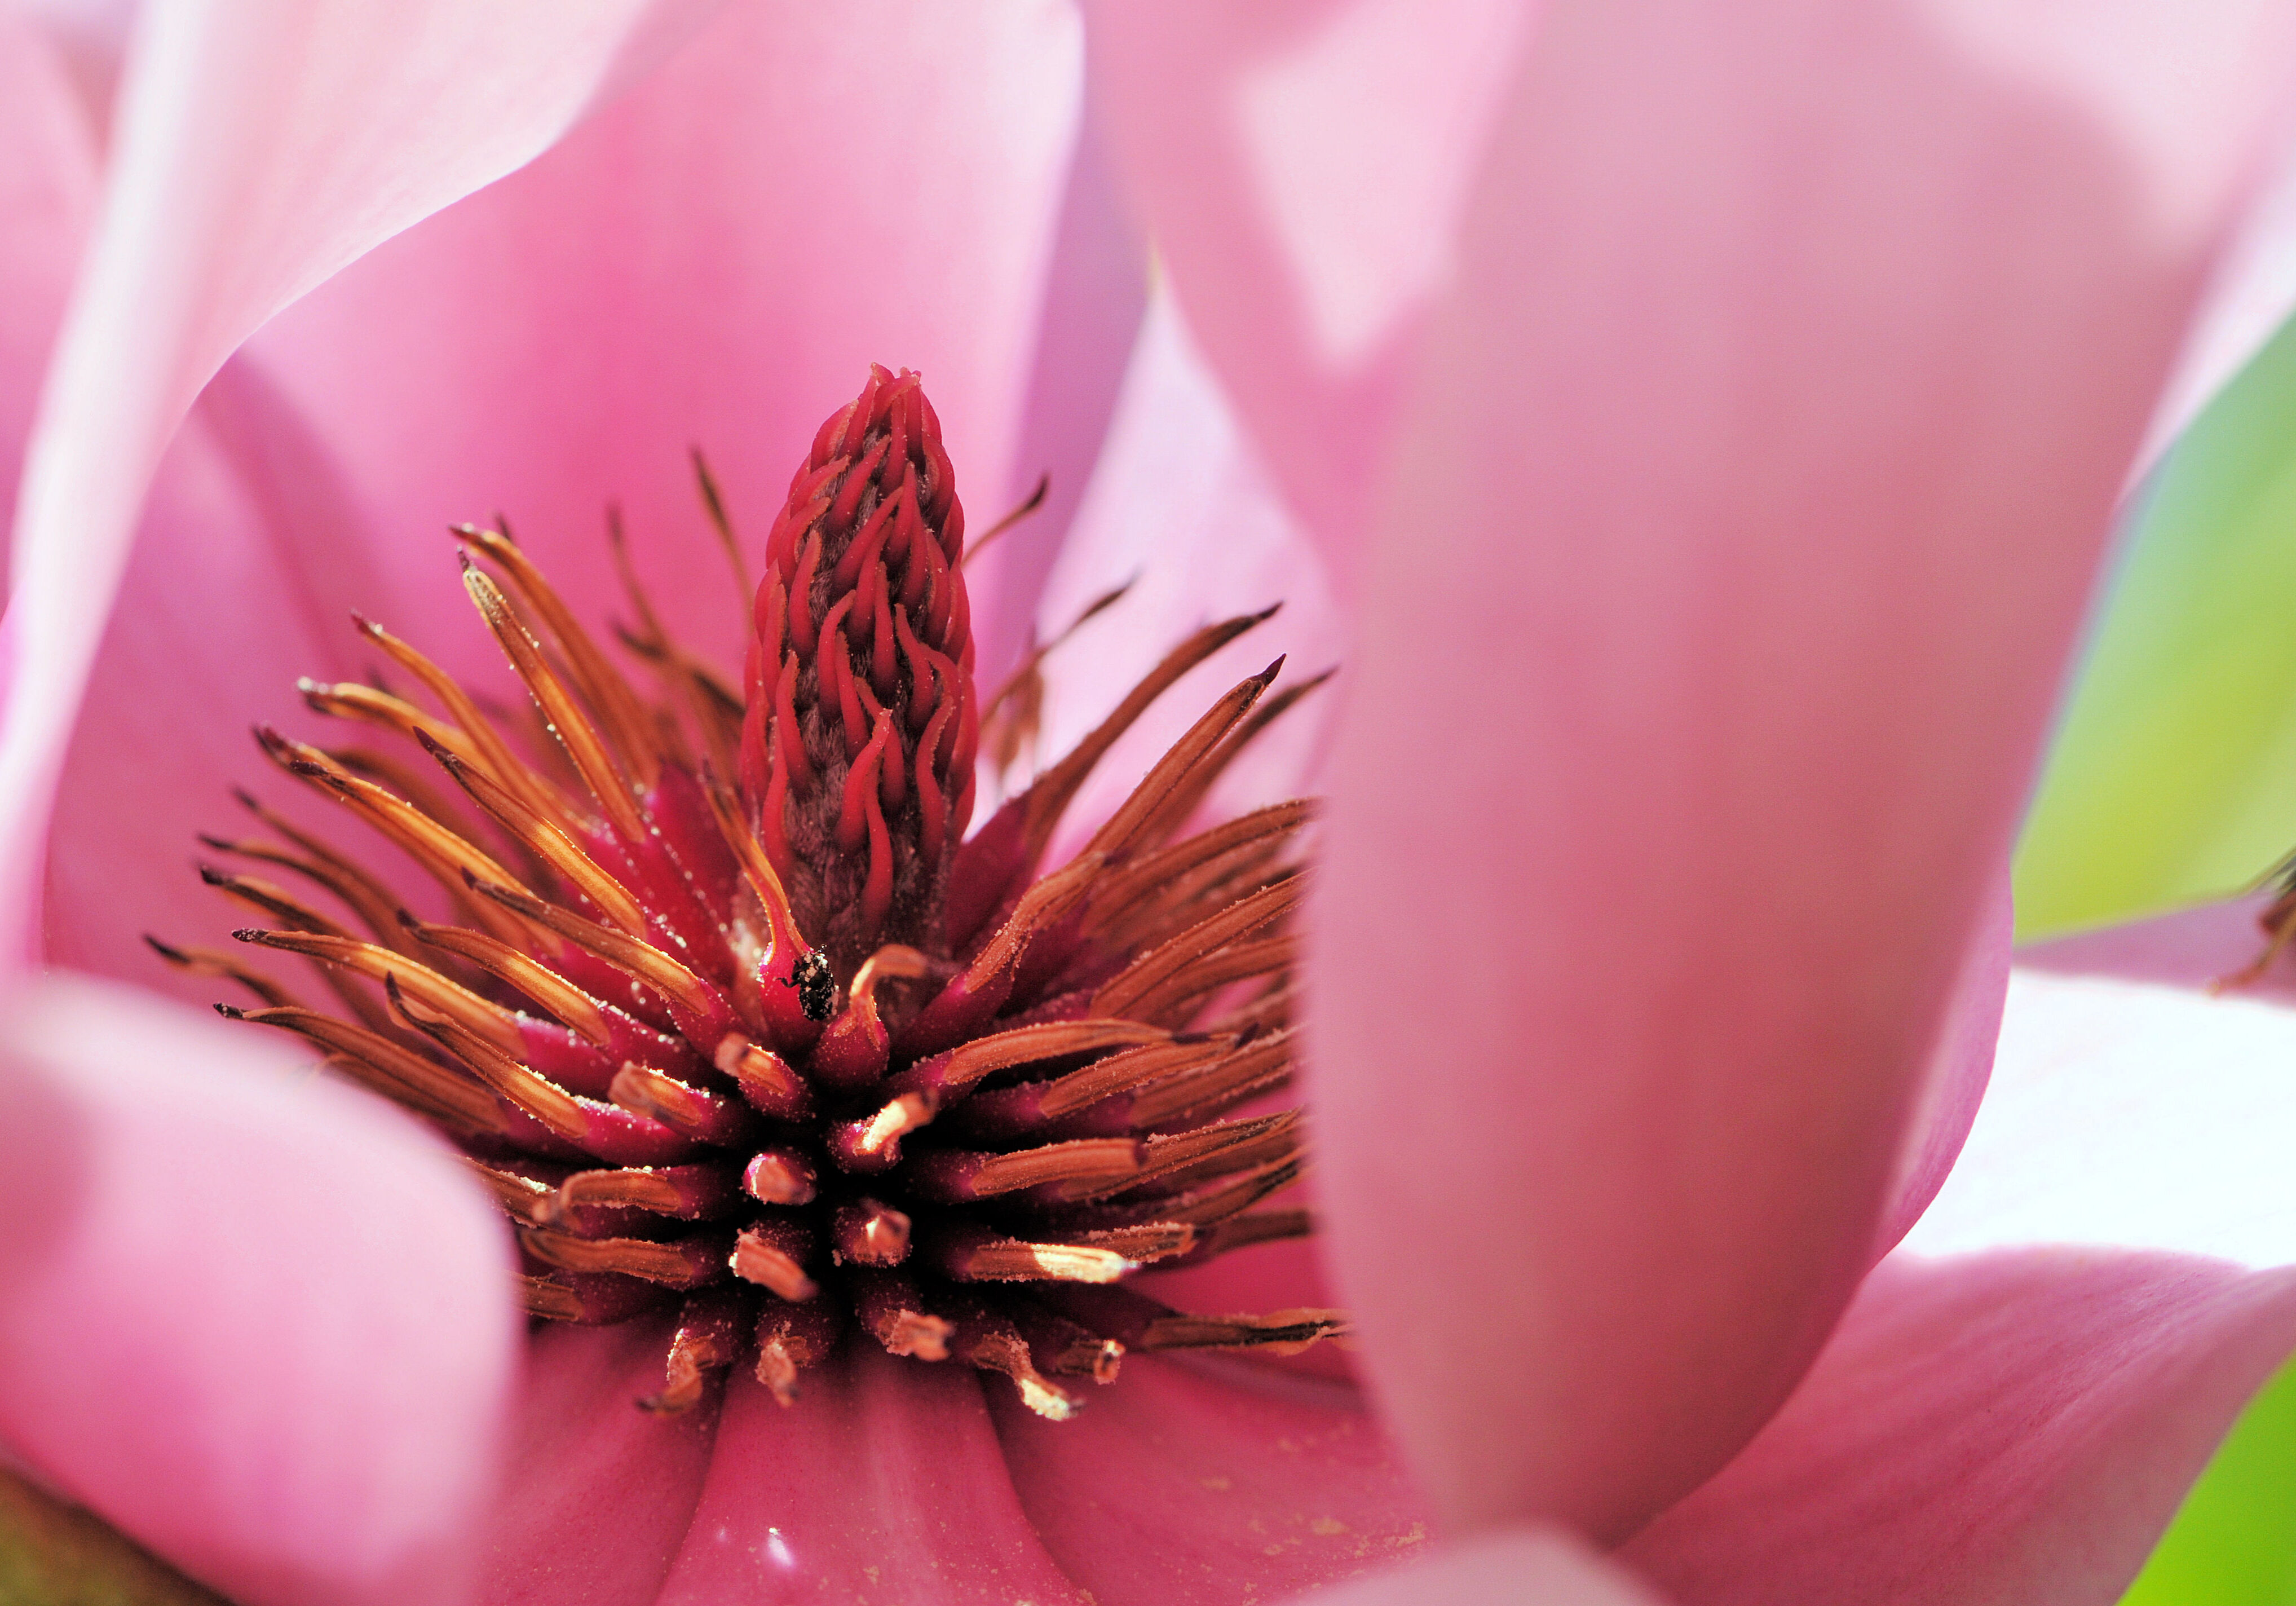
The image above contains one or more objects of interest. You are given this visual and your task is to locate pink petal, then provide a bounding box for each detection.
[2139,126,2296,472]
[237,2,1086,698]
[477,1316,717,1606]
[1626,967,2296,1603]
[2017,892,2284,996]
[990,1352,1433,1604]
[1870,866,2014,1259]
[970,85,1150,691]
[650,1345,1080,1604]
[1083,0,1538,577]
[1307,0,2296,1543]
[1017,290,1346,856]
[0,11,95,589]
[0,0,723,960]
[1293,1528,1666,1606]
[1624,1252,2296,1605]
[0,972,518,1606]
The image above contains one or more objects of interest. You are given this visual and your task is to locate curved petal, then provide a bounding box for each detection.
[477,1316,718,1606]
[1625,1251,2296,1606]
[0,11,95,592]
[1308,0,2296,1542]
[237,0,1085,695]
[970,79,1150,692]
[2139,126,2296,473]
[1870,865,2013,1258]
[1082,0,1538,579]
[1292,1528,1666,1606]
[2016,891,2278,994]
[1018,288,1346,855]
[0,0,724,961]
[990,1353,1430,1604]
[653,1346,1080,1605]
[0,972,518,1606]
[1624,969,2296,1603]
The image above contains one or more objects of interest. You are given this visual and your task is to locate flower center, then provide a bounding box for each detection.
[159,365,1340,1418]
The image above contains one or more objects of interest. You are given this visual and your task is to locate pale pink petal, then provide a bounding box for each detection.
[651,1345,1080,1604]
[1622,967,2296,1601]
[238,1,1086,697]
[970,83,1151,691]
[0,11,95,585]
[0,0,724,959]
[1083,0,1538,576]
[2139,125,2296,473]
[991,1353,1432,1604]
[0,972,518,1606]
[10,0,137,140]
[1624,1252,2296,1606]
[2018,892,2285,996]
[1019,289,1346,856]
[1308,0,2296,1542]
[477,1316,717,1606]
[1295,1528,1667,1606]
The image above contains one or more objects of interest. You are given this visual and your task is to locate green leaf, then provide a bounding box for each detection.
[2120,1353,2296,1605]
[0,1468,230,1606]
[2014,313,2296,942]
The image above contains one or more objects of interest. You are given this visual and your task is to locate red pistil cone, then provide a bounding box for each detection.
[743,364,977,973]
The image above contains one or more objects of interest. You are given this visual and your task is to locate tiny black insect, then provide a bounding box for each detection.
[779,951,836,1022]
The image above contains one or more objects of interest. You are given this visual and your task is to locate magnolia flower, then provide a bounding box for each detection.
[7,3,2296,1605]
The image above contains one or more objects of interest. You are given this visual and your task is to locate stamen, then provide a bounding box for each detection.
[1091,874,1306,1018]
[931,1223,1194,1283]
[946,1300,1081,1421]
[753,1298,840,1406]
[906,1139,1146,1203]
[522,1226,730,1289]
[210,792,414,948]
[742,1148,819,1206]
[416,731,649,937]
[831,1198,912,1266]
[551,1164,740,1221]
[231,928,524,1055]
[144,934,303,1009]
[730,1219,821,1301]
[853,1269,952,1360]
[639,1289,745,1414]
[459,524,662,789]
[219,1004,506,1135]
[957,471,1048,570]
[464,874,726,1031]
[608,1062,757,1146]
[460,559,648,844]
[398,912,613,1047]
[353,614,575,830]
